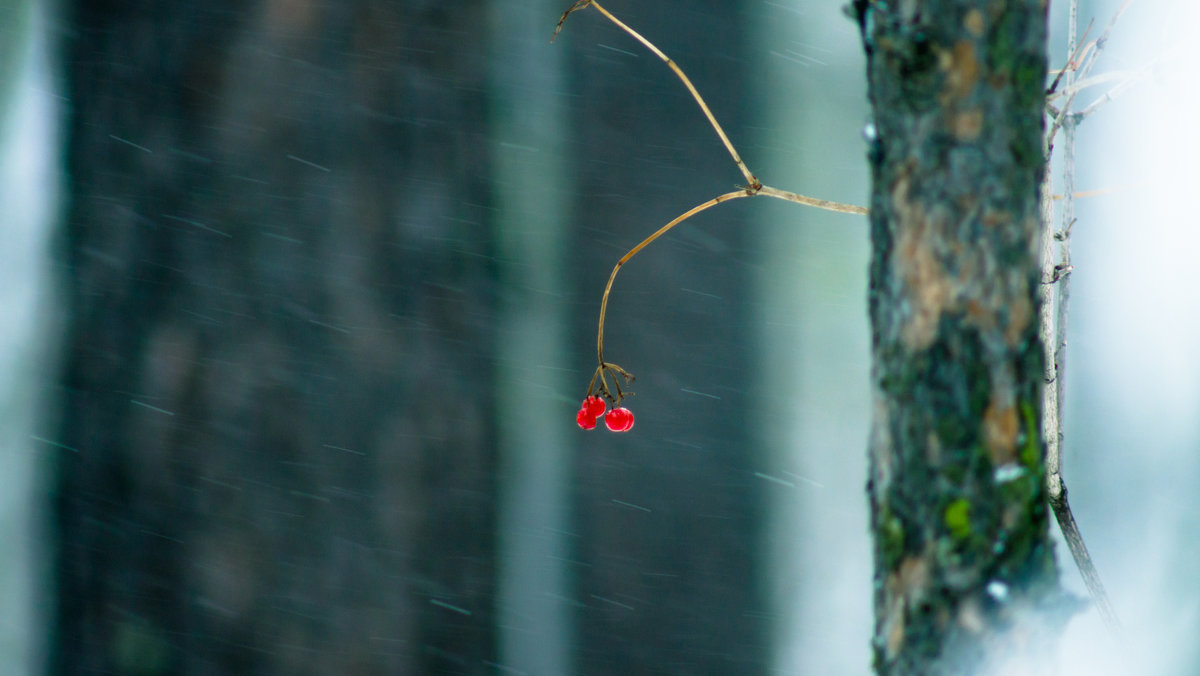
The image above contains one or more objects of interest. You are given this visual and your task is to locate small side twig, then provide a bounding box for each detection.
[1046,19,1093,98]
[1047,0,1133,149]
[1075,40,1180,121]
[1049,68,1137,102]
[1074,0,1134,83]
[1074,70,1141,121]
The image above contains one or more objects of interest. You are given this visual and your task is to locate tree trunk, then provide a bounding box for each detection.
[52,2,497,673]
[853,1,1066,672]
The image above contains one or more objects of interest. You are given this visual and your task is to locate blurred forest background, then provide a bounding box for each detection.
[0,0,1196,674]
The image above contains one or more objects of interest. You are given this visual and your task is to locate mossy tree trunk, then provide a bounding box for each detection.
[852,1,1066,672]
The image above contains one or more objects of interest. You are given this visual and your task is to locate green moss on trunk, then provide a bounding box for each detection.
[854,1,1069,672]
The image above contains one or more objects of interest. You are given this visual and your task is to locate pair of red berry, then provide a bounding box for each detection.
[576,395,634,432]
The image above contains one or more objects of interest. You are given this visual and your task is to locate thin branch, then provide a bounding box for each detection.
[1051,100,1123,641]
[1076,34,1184,122]
[1075,46,1173,121]
[555,0,760,189]
[591,184,866,367]
[1050,487,1122,631]
[1048,0,1134,148]
[1048,68,1138,102]
[1039,175,1059,452]
[1046,80,1079,152]
[1075,0,1134,83]
[1046,19,1093,98]
[596,191,753,365]
[1043,0,1123,636]
[758,185,868,215]
[1050,186,1129,201]
[1039,0,1077,583]
[1074,73,1140,121]
[1055,0,1077,476]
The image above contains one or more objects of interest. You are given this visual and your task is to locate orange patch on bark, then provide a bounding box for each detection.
[884,555,932,655]
[892,172,954,350]
[982,400,1019,465]
[1005,294,1033,347]
[940,40,980,102]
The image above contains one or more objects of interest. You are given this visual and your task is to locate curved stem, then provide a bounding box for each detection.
[557,1,760,189]
[597,190,752,363]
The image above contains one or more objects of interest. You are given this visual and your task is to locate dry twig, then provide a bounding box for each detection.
[1040,0,1127,636]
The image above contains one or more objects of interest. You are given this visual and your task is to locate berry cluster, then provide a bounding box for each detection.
[576,395,634,432]
[577,361,636,432]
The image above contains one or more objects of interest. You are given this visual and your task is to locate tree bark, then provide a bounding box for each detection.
[853,1,1067,672]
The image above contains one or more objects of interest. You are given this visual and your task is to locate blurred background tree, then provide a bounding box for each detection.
[54,1,499,672]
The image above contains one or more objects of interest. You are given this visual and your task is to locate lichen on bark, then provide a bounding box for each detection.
[853,1,1071,672]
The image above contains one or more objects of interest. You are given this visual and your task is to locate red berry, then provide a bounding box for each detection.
[583,395,607,419]
[605,407,634,432]
[576,408,598,430]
